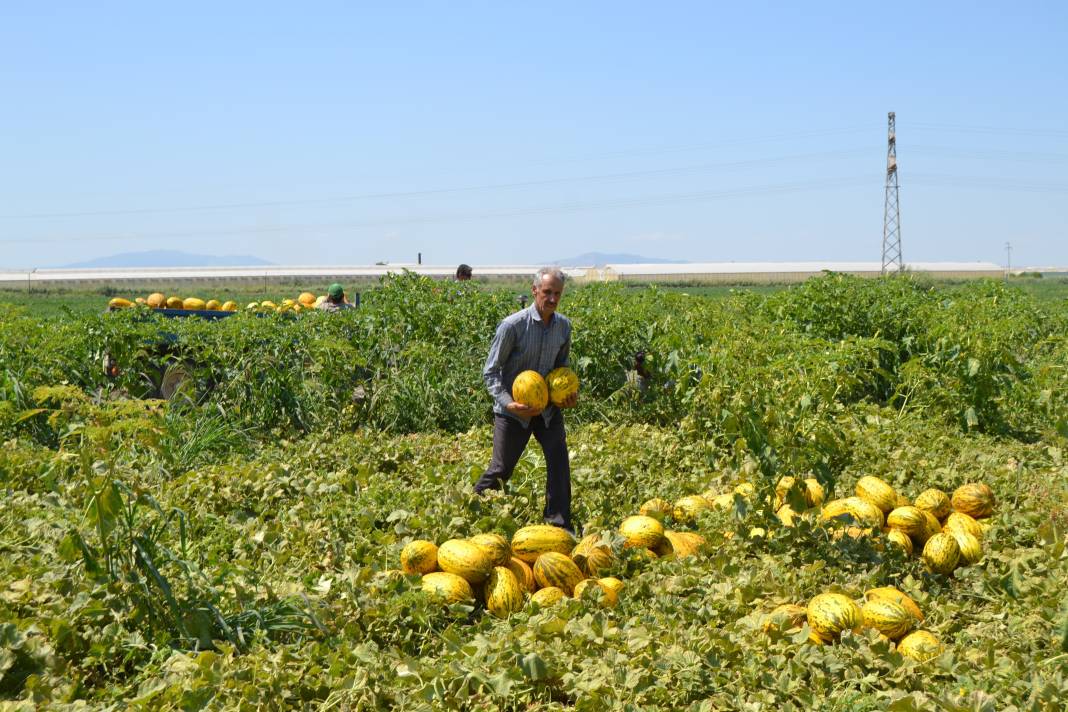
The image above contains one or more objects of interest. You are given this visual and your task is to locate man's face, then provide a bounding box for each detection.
[532,274,564,317]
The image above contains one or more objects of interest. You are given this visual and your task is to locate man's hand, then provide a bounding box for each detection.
[559,391,578,409]
[506,401,540,417]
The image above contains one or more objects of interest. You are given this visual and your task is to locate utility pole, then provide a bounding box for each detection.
[881,112,903,274]
[1005,241,1012,282]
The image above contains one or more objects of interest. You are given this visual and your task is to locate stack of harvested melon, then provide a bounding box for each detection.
[763,586,943,661]
[246,292,327,313]
[401,489,715,618]
[108,293,239,311]
[817,476,996,575]
[400,526,624,618]
[109,291,329,314]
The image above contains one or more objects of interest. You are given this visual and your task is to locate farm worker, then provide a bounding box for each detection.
[475,267,579,534]
[317,283,355,312]
[455,263,473,281]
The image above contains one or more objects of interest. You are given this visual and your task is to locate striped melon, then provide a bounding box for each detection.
[804,478,826,507]
[108,297,134,309]
[146,292,166,308]
[807,593,863,641]
[821,498,854,520]
[510,525,575,563]
[774,476,800,501]
[943,511,983,540]
[571,534,615,576]
[917,510,942,544]
[183,297,206,310]
[298,291,316,306]
[400,540,439,575]
[776,504,800,527]
[166,296,185,309]
[922,532,961,574]
[823,497,885,528]
[886,506,927,538]
[862,598,914,640]
[673,495,711,525]
[598,576,624,598]
[808,630,830,645]
[421,572,474,603]
[865,587,924,622]
[950,531,983,565]
[886,529,914,555]
[483,566,525,618]
[895,493,911,508]
[546,366,579,407]
[512,370,549,414]
[897,630,943,662]
[205,299,221,311]
[619,515,665,549]
[220,300,238,311]
[856,476,898,514]
[530,586,565,607]
[470,533,511,566]
[951,483,995,519]
[505,556,536,593]
[532,552,584,595]
[734,482,756,498]
[436,539,495,585]
[831,526,872,542]
[574,578,617,607]
[639,497,673,522]
[761,603,808,633]
[914,488,952,520]
[709,493,736,510]
[660,530,705,559]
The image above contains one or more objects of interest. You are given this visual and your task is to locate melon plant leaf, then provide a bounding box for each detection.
[520,652,548,682]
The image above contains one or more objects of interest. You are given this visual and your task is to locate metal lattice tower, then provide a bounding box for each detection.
[881,111,903,274]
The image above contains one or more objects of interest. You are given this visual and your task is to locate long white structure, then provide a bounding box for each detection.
[0,261,1011,289]
[0,264,587,289]
[597,261,1006,283]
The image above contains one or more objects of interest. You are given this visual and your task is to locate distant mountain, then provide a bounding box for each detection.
[553,252,687,267]
[62,250,273,269]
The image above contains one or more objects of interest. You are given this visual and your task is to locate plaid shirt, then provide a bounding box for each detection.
[483,303,572,427]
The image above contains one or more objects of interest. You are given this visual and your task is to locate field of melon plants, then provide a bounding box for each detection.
[1,273,1067,710]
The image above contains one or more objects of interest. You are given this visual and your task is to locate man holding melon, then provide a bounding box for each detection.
[475,267,580,534]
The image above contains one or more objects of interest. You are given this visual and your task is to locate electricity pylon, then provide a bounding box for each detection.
[881,111,903,274]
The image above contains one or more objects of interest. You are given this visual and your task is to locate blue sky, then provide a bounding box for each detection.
[2,1,1066,269]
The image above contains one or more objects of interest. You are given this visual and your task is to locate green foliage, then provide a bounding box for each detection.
[1,273,1067,707]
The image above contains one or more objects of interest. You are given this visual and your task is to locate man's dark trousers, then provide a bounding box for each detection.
[474,410,571,530]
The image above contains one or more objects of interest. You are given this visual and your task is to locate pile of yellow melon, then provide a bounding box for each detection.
[109,294,239,311]
[763,586,944,661]
[246,292,327,313]
[817,476,995,575]
[398,526,624,618]
[109,291,330,314]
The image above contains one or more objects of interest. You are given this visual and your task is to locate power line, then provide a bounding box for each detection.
[1,175,881,245]
[0,148,873,221]
[908,122,1068,138]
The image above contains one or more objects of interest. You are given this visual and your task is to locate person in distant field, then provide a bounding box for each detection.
[474,267,578,534]
[455,263,473,281]
[317,283,355,312]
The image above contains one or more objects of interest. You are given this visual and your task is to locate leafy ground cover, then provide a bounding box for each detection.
[1,273,1066,709]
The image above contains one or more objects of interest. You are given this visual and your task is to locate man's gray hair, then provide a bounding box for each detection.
[533,266,567,288]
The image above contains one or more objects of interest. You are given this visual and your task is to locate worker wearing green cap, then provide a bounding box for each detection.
[317,283,355,312]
